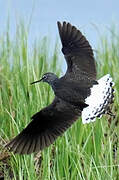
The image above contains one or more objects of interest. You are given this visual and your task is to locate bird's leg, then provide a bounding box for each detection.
[107,106,115,118]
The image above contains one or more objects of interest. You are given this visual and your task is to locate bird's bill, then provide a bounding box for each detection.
[30,78,43,85]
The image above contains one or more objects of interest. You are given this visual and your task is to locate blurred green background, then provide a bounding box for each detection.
[0,1,119,179]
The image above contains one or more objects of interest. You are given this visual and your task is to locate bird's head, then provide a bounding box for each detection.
[31,72,58,85]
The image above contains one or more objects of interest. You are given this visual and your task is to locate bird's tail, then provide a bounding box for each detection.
[82,74,115,124]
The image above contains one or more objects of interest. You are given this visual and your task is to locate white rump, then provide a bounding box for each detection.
[82,74,114,124]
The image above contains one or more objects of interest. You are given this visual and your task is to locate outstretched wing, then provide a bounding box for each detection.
[6,97,81,154]
[57,21,97,81]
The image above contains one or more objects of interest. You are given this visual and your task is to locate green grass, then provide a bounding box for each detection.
[0,23,119,180]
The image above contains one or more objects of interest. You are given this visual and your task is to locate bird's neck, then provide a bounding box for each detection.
[49,78,59,91]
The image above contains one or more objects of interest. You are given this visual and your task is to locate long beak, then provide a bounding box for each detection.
[30,78,43,85]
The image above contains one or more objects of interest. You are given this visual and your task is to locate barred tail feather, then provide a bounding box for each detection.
[82,74,115,124]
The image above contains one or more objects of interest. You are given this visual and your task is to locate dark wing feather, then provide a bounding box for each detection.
[6,97,81,154]
[57,21,97,81]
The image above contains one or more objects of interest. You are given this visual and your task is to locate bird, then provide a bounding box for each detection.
[6,21,115,154]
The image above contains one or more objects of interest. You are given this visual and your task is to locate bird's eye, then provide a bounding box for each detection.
[43,75,47,79]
